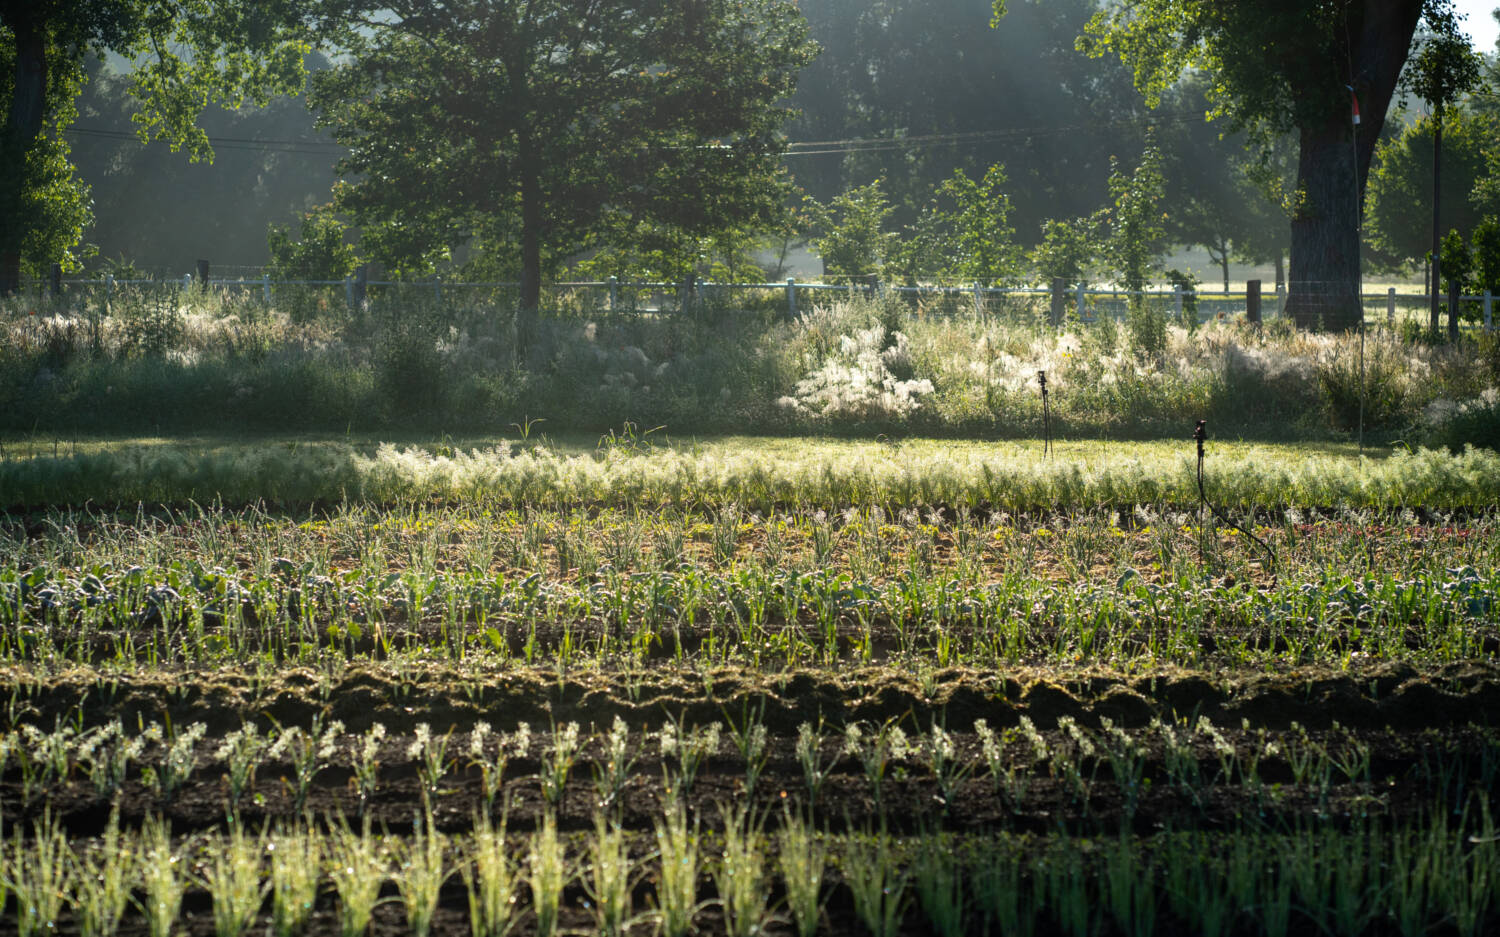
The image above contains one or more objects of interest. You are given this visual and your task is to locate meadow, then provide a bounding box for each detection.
[1,289,1499,936]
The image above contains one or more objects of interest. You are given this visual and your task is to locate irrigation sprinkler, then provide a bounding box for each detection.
[1193,420,1277,575]
[1038,371,1052,457]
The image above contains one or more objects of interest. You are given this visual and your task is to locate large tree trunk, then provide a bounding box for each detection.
[1284,0,1423,331]
[1286,123,1362,330]
[519,168,542,313]
[1,16,47,296]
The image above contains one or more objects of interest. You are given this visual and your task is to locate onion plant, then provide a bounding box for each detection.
[327,817,388,937]
[463,812,519,937]
[9,811,69,937]
[202,825,269,937]
[653,801,702,937]
[137,816,186,937]
[68,807,134,937]
[714,803,769,937]
[269,824,321,937]
[397,813,450,937]
[777,808,827,937]
[527,810,568,937]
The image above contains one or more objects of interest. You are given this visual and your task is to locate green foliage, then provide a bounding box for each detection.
[935,164,1022,286]
[1102,144,1168,299]
[809,181,896,280]
[310,0,817,308]
[1365,110,1492,266]
[0,1,309,286]
[267,205,359,281]
[1029,217,1098,287]
[1473,216,1500,295]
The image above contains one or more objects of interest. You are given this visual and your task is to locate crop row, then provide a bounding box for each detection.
[2,548,1494,669]
[5,713,1498,824]
[5,805,1500,937]
[4,439,1499,509]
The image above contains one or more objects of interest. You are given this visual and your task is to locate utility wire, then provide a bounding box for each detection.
[62,108,1207,157]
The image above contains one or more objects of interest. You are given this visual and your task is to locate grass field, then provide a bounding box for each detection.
[1,428,1499,936]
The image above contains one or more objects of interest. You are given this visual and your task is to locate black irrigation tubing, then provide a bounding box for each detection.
[1038,370,1052,458]
[1195,420,1278,576]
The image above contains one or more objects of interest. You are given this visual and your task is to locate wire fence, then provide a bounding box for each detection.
[9,268,1497,330]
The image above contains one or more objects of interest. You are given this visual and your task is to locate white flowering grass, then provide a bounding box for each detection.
[12,432,1500,510]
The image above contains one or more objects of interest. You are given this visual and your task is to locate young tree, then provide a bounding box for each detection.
[310,0,816,311]
[0,1,309,292]
[1073,0,1456,331]
[1365,109,1490,270]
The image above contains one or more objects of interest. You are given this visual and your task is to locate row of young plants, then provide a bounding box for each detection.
[4,711,1498,824]
[5,803,1500,937]
[4,436,1500,510]
[2,548,1494,669]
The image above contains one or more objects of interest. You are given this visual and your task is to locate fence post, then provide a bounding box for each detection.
[182,273,193,291]
[1246,279,1261,325]
[1448,278,1461,341]
[1173,286,1183,321]
[973,281,982,318]
[262,273,271,304]
[49,262,62,297]
[344,275,354,308]
[1486,290,1493,331]
[608,276,618,313]
[1049,277,1065,327]
[433,275,442,304]
[786,277,797,320]
[1387,287,1396,325]
[196,259,210,292]
[354,264,368,310]
[1075,282,1086,321]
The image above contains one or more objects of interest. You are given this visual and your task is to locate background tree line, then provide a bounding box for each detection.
[3,0,1497,332]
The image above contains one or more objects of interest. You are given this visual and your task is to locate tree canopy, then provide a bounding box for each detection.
[0,0,309,291]
[1074,0,1449,330]
[309,0,816,309]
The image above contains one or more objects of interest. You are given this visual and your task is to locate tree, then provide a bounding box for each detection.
[809,180,896,279]
[1365,109,1491,270]
[309,0,816,310]
[1074,0,1454,331]
[1402,16,1484,330]
[0,1,309,292]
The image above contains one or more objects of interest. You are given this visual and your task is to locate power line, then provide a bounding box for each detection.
[62,108,1206,159]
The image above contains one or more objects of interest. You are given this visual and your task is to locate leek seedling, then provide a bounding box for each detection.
[528,811,568,937]
[843,830,908,937]
[777,809,827,937]
[397,814,450,937]
[843,719,910,810]
[214,723,266,815]
[202,826,269,937]
[464,812,519,937]
[591,716,636,812]
[351,723,386,812]
[269,825,321,937]
[539,721,580,807]
[10,811,69,937]
[583,813,637,937]
[795,720,837,807]
[137,816,186,937]
[69,806,134,937]
[714,803,769,937]
[653,801,702,937]
[327,817,388,937]
[658,715,720,798]
[408,722,455,796]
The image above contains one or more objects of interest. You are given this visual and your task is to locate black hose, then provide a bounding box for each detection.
[1194,420,1277,575]
[1039,371,1052,457]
